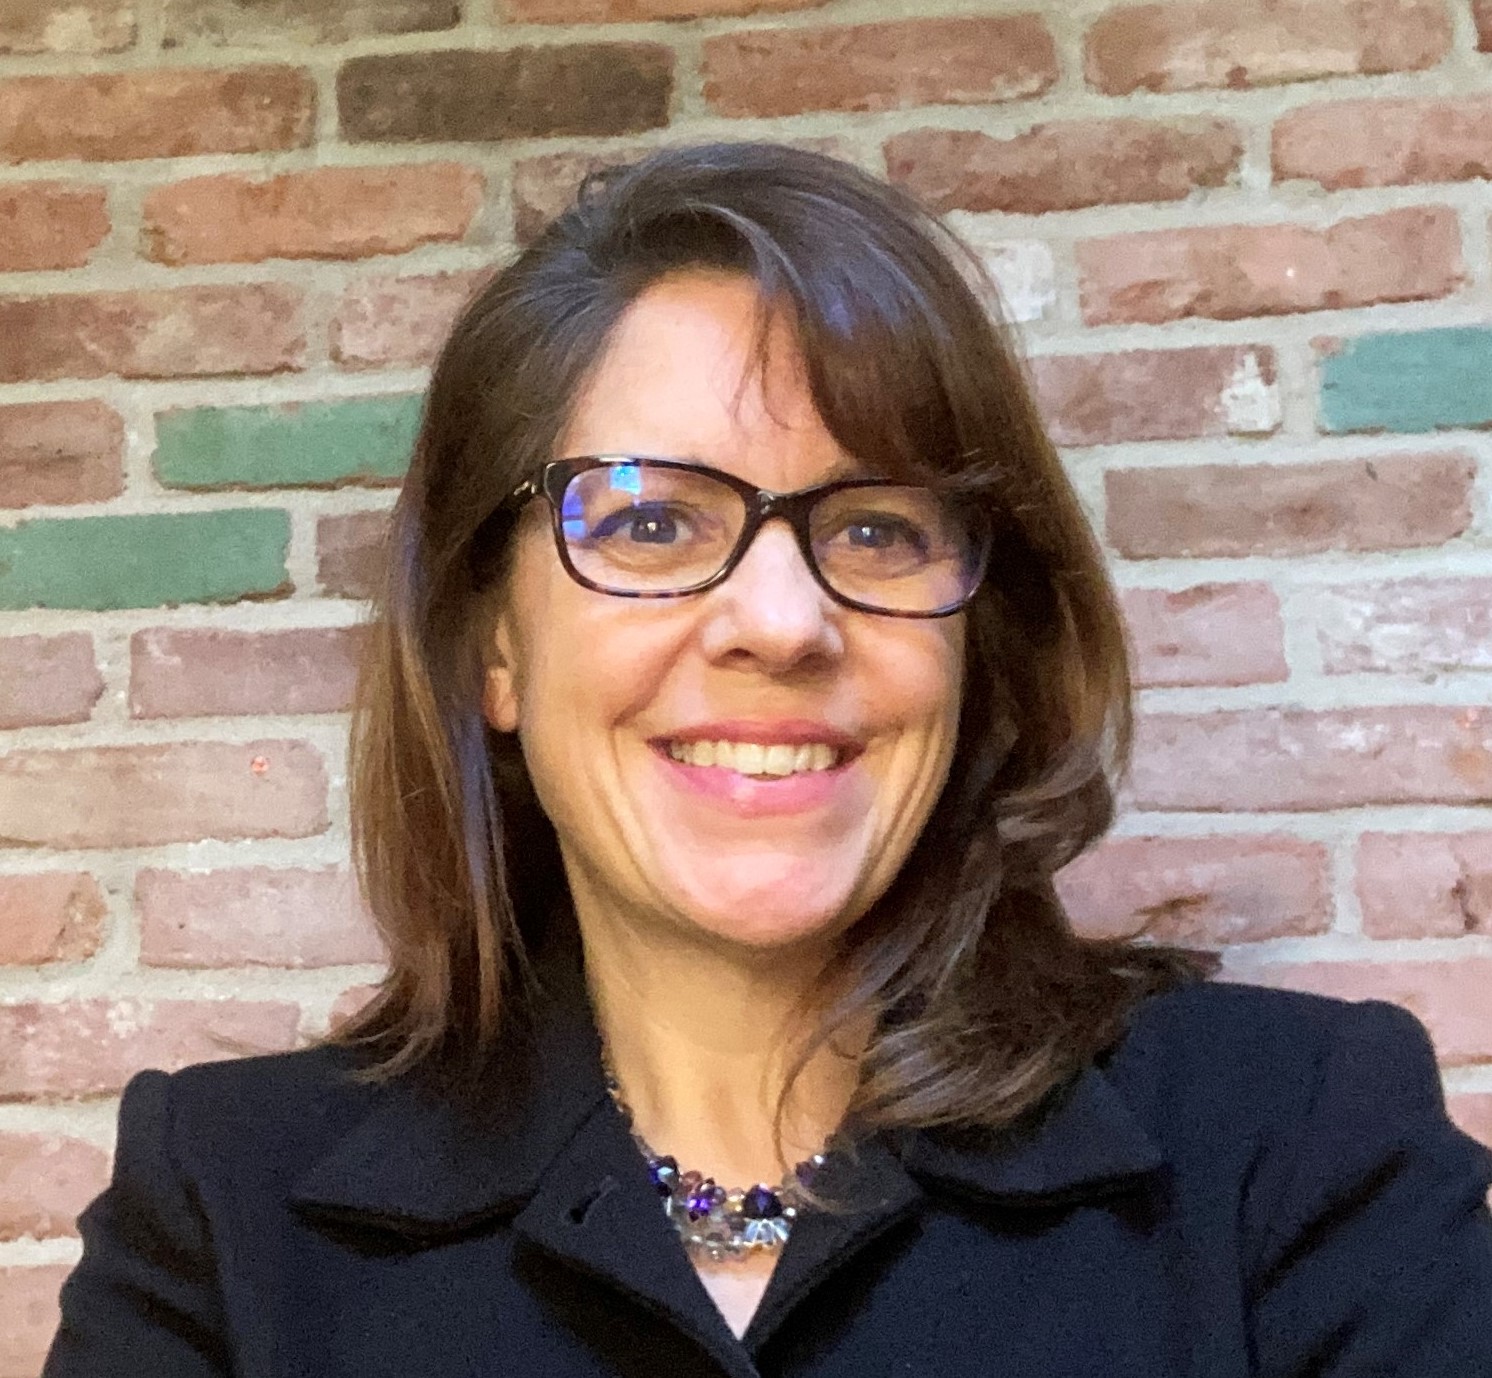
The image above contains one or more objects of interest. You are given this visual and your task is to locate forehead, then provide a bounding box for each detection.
[556,271,857,485]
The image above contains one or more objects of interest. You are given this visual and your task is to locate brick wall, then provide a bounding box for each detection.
[3,0,1492,1365]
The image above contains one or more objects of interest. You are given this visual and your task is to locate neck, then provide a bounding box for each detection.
[572,889,869,1190]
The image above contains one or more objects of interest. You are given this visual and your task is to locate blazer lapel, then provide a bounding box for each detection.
[287,911,757,1374]
[287,914,608,1238]
[510,1100,757,1377]
[741,1055,1167,1355]
[288,901,1168,1373]
[740,1133,925,1354]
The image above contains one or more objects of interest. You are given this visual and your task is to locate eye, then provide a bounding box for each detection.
[584,502,705,546]
[834,514,931,558]
[847,520,906,550]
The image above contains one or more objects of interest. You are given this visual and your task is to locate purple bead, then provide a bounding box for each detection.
[685,1179,719,1221]
[741,1184,783,1219]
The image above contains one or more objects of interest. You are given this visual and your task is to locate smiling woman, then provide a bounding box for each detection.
[44,144,1492,1377]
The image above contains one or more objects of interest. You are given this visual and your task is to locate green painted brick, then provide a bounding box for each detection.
[0,509,290,610]
[1319,327,1492,434]
[154,395,421,489]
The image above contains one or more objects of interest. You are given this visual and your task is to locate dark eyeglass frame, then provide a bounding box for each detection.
[502,456,992,619]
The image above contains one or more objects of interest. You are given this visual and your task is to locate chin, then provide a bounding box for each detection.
[667,861,866,953]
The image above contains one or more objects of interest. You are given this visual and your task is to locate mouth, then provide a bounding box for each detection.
[660,738,843,777]
[648,722,863,781]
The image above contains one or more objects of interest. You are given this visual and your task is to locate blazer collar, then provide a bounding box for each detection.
[289,910,1165,1235]
[289,911,610,1235]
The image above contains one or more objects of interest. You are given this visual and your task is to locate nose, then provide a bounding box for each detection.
[697,517,843,671]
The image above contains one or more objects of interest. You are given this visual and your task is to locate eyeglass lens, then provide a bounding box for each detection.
[557,462,982,614]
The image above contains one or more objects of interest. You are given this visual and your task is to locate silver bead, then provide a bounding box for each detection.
[741,1216,791,1248]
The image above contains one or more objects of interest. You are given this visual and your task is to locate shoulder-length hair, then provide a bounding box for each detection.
[334,141,1219,1131]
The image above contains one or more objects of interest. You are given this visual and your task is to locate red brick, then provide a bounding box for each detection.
[1085,0,1451,96]
[885,119,1241,216]
[0,285,305,384]
[316,510,390,599]
[163,0,458,46]
[1078,207,1461,326]
[1222,957,1492,1065]
[1122,583,1287,688]
[0,1,133,53]
[0,1133,109,1240]
[1031,345,1278,447]
[1105,453,1474,559]
[0,740,328,849]
[138,865,384,968]
[502,0,823,18]
[0,999,302,1100]
[331,270,487,370]
[1449,1092,1492,1149]
[702,15,1057,118]
[1274,95,1492,190]
[0,66,315,163]
[0,873,106,966]
[338,46,672,143]
[1130,707,1492,812]
[0,184,108,271]
[0,401,124,509]
[1478,0,1492,51]
[0,634,104,729]
[1312,577,1492,675]
[0,1265,69,1377]
[1356,833,1492,938]
[130,625,369,719]
[142,163,483,267]
[1057,834,1330,944]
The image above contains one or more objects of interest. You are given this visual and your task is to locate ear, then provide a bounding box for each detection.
[481,610,521,734]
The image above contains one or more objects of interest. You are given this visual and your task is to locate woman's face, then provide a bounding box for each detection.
[483,270,965,956]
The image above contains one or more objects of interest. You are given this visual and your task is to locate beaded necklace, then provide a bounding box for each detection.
[601,1054,828,1263]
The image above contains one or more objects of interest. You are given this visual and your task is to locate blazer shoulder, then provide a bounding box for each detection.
[1100,977,1444,1144]
[150,1041,388,1183]
[169,1039,374,1111]
[1124,973,1393,1049]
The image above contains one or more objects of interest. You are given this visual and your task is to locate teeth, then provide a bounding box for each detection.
[762,745,797,776]
[666,739,842,774]
[734,742,766,776]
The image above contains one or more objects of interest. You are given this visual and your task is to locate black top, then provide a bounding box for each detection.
[44,920,1492,1378]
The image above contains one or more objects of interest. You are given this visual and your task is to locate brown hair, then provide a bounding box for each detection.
[335,142,1220,1133]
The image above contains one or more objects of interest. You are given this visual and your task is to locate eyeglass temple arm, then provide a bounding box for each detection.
[505,476,541,507]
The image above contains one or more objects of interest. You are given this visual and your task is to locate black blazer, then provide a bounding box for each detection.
[44,927,1492,1378]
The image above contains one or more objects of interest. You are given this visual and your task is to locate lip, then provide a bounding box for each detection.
[650,719,864,759]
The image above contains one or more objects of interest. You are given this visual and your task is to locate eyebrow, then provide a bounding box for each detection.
[671,453,868,484]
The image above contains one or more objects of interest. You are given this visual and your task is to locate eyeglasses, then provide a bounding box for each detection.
[502,457,991,618]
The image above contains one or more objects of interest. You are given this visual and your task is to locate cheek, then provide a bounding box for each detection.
[875,624,965,826]
[874,620,965,738]
[512,594,688,795]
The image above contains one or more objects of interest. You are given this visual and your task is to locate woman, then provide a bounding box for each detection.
[45,143,1492,1376]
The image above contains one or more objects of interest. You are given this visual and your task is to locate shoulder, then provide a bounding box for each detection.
[1101,980,1492,1370]
[1110,974,1428,1079]
[127,1040,390,1186]
[1097,977,1492,1245]
[1101,976,1441,1140]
